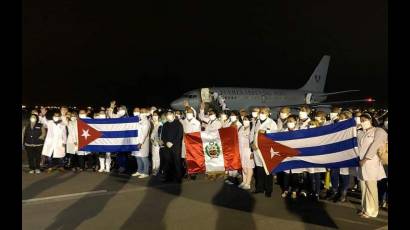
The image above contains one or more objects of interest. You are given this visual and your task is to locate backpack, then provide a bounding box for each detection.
[376,128,388,165]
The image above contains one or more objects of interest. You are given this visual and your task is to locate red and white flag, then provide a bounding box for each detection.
[185,127,241,174]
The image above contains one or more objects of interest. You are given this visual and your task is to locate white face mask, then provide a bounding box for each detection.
[133,112,140,116]
[79,114,86,119]
[330,113,338,120]
[361,120,372,130]
[243,120,250,127]
[166,114,175,122]
[299,111,308,120]
[287,122,295,129]
[309,125,317,129]
[354,117,361,125]
[384,120,388,129]
[221,114,227,121]
[252,112,258,118]
[53,116,60,122]
[186,113,194,120]
[230,116,237,122]
[152,115,159,121]
[30,117,37,123]
[176,114,181,119]
[209,114,216,120]
[280,113,289,120]
[259,114,267,121]
[117,110,126,116]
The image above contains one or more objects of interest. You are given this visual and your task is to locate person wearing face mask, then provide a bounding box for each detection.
[219,112,229,128]
[180,107,201,179]
[175,111,183,120]
[160,110,184,183]
[356,113,387,218]
[329,107,341,124]
[200,105,222,131]
[131,108,151,179]
[313,111,328,127]
[251,107,278,198]
[280,116,304,199]
[227,111,242,128]
[239,108,248,122]
[150,111,162,175]
[305,120,327,201]
[132,107,141,118]
[41,112,67,172]
[107,101,129,173]
[238,116,254,190]
[22,114,46,174]
[249,107,260,145]
[66,112,79,171]
[277,107,291,131]
[57,106,69,126]
[297,106,311,130]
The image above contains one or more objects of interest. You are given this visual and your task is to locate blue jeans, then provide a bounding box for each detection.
[330,169,350,193]
[136,157,150,175]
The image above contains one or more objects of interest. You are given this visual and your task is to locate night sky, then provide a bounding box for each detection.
[23,0,387,108]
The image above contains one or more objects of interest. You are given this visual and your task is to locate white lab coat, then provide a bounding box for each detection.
[66,120,78,154]
[181,118,201,158]
[132,117,151,157]
[357,127,387,181]
[41,120,67,158]
[253,118,278,167]
[205,119,222,131]
[238,126,254,168]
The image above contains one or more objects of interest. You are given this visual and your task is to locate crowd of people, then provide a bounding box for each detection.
[22,101,388,219]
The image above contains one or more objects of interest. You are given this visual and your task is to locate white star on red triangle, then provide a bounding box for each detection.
[81,129,91,140]
[270,147,281,159]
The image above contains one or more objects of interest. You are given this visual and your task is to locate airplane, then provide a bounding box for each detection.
[170,55,375,115]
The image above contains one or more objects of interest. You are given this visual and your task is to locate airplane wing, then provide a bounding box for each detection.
[265,98,376,110]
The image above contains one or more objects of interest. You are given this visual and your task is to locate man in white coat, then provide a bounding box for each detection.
[42,112,67,172]
[251,107,278,197]
[131,108,151,178]
[180,107,201,179]
[198,102,222,131]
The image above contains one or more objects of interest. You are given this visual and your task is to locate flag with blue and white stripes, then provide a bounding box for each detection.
[261,118,359,173]
[77,117,140,152]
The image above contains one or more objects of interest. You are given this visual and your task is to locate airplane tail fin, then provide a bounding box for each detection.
[300,55,330,92]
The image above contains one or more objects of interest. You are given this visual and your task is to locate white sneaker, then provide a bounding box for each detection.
[98,167,105,173]
[291,192,297,199]
[238,183,245,188]
[132,172,141,177]
[29,170,34,174]
[138,174,149,179]
[104,168,110,173]
[241,184,251,190]
[35,169,41,174]
[281,191,289,198]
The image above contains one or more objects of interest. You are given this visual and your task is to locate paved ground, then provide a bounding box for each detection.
[22,167,388,230]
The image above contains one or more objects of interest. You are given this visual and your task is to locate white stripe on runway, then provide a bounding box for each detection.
[22,190,107,204]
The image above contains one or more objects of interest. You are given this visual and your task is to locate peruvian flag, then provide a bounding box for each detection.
[185,127,241,174]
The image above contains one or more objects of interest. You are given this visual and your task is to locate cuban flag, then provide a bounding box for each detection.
[256,118,359,174]
[185,127,242,174]
[77,117,140,152]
